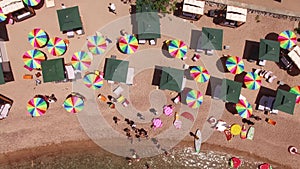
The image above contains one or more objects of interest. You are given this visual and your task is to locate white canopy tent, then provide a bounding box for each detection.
[0,0,24,14]
[226,6,247,22]
[182,0,205,15]
[288,46,300,69]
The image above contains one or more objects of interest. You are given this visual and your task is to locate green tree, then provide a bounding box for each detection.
[136,0,177,13]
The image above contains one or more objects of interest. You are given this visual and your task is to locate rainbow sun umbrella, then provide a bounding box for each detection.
[28,28,49,48]
[87,35,107,54]
[186,90,203,108]
[278,30,297,49]
[27,97,48,117]
[244,72,262,90]
[63,95,84,113]
[190,66,210,83]
[23,49,46,69]
[47,37,67,56]
[71,51,92,71]
[236,99,253,118]
[226,56,245,74]
[289,86,300,104]
[0,7,7,23]
[168,40,188,59]
[83,73,104,89]
[118,34,138,54]
[23,0,41,7]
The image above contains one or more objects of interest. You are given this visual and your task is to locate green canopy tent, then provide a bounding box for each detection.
[159,67,184,92]
[220,79,242,103]
[0,64,5,85]
[259,39,280,62]
[41,58,65,83]
[104,58,129,83]
[136,12,161,40]
[273,89,296,115]
[57,6,83,32]
[201,27,223,50]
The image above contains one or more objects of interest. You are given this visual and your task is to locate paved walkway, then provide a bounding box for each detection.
[73,14,226,157]
[207,0,300,18]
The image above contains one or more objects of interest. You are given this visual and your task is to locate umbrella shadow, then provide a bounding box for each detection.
[180,87,193,105]
[33,0,45,10]
[216,56,228,73]
[225,102,237,115]
[184,66,194,80]
[205,76,223,97]
[161,41,173,59]
[234,72,247,88]
[277,84,291,91]
[287,66,300,76]
[265,32,279,41]
[242,40,259,62]
[254,86,276,108]
[151,66,162,86]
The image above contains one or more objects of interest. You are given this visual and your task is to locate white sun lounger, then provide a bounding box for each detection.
[126,68,134,85]
[45,0,55,8]
[113,86,124,96]
[65,65,75,80]
[0,104,11,119]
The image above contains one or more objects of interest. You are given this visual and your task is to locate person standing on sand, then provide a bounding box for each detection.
[109,3,117,14]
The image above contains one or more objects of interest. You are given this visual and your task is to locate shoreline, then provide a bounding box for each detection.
[0,139,290,168]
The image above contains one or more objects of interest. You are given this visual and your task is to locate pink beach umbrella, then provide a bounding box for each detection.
[229,157,242,168]
[163,105,174,116]
[152,118,163,130]
[259,163,273,169]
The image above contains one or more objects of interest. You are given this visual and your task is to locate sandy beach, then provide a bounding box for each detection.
[0,0,300,168]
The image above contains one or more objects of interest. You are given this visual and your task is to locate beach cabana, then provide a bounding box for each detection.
[0,64,5,85]
[259,39,280,62]
[0,0,24,14]
[273,89,296,115]
[224,6,247,27]
[159,67,184,92]
[103,58,129,83]
[41,58,65,83]
[56,6,83,32]
[181,0,204,20]
[288,46,300,69]
[136,12,161,40]
[201,27,223,50]
[219,79,242,103]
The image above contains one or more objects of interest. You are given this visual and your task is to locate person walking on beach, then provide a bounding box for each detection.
[108,3,117,14]
[113,116,120,124]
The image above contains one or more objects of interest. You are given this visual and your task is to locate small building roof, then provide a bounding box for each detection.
[104,58,129,83]
[182,0,205,15]
[56,6,83,32]
[159,67,184,92]
[0,0,24,15]
[220,79,242,103]
[226,6,247,22]
[201,27,223,50]
[288,45,300,69]
[259,39,280,62]
[41,58,65,83]
[273,89,296,115]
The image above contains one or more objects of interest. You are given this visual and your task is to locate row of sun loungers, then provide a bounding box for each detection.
[254,69,277,83]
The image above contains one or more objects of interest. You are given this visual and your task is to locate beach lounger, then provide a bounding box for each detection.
[258,105,265,111]
[263,71,272,79]
[205,49,213,56]
[258,60,266,66]
[0,104,11,119]
[254,68,261,74]
[138,39,146,44]
[270,109,278,115]
[149,39,156,46]
[126,68,134,85]
[67,31,75,38]
[267,75,277,83]
[45,0,55,8]
[76,29,84,35]
[65,65,75,80]
[173,95,181,104]
[113,86,124,96]
[192,53,200,62]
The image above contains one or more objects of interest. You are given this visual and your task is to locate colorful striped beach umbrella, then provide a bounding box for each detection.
[289,86,300,104]
[190,66,210,83]
[27,97,48,117]
[226,56,245,74]
[23,0,41,6]
[244,72,262,90]
[83,73,104,89]
[0,7,7,23]
[278,30,297,49]
[87,35,107,54]
[47,37,67,56]
[236,98,253,118]
[28,28,49,48]
[168,40,188,59]
[63,95,84,113]
[22,49,46,69]
[71,51,92,71]
[186,90,203,108]
[118,34,138,54]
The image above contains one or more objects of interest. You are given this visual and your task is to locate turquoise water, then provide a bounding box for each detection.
[1,147,263,169]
